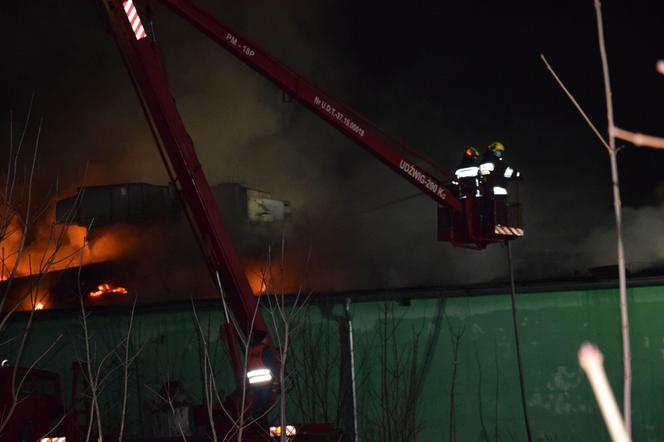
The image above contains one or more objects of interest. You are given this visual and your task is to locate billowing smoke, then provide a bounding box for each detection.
[581,186,664,272]
[5,1,663,300]
[0,0,573,295]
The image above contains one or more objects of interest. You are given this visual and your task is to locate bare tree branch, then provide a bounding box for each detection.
[579,343,630,442]
[542,2,634,434]
[611,127,664,149]
[540,54,611,152]
[594,0,631,434]
[77,234,105,442]
[118,295,138,442]
[145,384,188,441]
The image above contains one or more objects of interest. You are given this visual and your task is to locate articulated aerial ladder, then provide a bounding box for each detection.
[91,0,525,438]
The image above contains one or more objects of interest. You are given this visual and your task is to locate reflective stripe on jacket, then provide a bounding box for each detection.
[247,343,273,385]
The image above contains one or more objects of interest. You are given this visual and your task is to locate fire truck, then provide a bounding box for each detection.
[2,0,523,440]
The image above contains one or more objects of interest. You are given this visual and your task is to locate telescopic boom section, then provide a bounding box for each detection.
[159,0,463,214]
[98,0,266,338]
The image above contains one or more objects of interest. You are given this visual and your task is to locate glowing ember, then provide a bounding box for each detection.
[89,283,128,298]
[35,302,44,310]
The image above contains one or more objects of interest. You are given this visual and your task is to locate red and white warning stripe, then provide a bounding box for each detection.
[123,0,147,40]
[40,437,67,442]
[495,225,524,236]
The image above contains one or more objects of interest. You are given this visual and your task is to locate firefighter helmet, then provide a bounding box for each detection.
[488,141,505,154]
[465,146,479,158]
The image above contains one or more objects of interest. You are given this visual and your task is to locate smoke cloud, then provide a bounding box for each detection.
[4,1,664,301]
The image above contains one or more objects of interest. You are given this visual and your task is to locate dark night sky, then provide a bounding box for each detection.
[2,1,664,294]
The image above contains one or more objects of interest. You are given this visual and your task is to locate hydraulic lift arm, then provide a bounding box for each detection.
[93,0,522,436]
[96,0,265,341]
[153,1,526,249]
[157,0,464,214]
[96,0,517,333]
[95,0,473,335]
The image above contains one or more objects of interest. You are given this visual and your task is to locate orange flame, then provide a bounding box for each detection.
[15,288,51,312]
[89,283,128,298]
[0,205,140,281]
[246,262,269,295]
[245,259,299,296]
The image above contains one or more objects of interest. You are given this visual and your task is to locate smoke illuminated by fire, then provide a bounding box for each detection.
[247,265,268,295]
[245,259,301,295]
[89,283,128,298]
[0,193,306,310]
[0,207,139,281]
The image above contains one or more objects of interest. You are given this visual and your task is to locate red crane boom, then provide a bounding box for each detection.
[159,0,463,213]
[154,0,524,246]
[93,0,523,437]
[96,0,264,340]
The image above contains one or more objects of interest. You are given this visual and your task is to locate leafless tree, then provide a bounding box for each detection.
[360,301,436,442]
[0,100,83,436]
[260,238,314,442]
[72,237,145,441]
[190,296,229,442]
[538,0,664,434]
[447,321,466,442]
[188,282,274,442]
[145,381,189,441]
[287,303,347,428]
[117,296,141,441]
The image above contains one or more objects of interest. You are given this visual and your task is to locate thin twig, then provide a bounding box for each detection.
[190,300,220,442]
[145,384,188,441]
[77,233,104,441]
[118,295,138,442]
[540,54,611,152]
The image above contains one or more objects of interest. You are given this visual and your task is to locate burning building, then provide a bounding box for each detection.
[0,181,292,312]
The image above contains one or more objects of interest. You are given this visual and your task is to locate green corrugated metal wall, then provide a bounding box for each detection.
[3,283,663,441]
